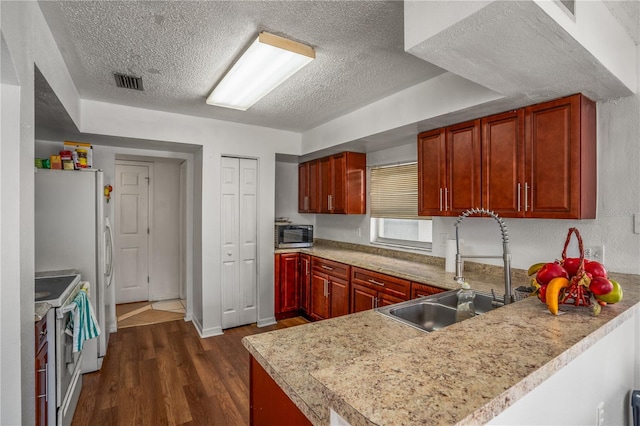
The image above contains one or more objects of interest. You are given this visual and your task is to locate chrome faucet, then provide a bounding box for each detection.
[454,208,512,305]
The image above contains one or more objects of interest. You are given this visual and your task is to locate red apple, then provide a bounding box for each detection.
[584,260,608,279]
[589,277,614,296]
[562,257,581,277]
[536,262,569,285]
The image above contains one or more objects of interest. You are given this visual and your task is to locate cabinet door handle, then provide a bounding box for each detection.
[368,279,385,287]
[371,296,376,309]
[328,194,333,211]
[321,265,334,271]
[374,297,378,309]
[324,279,328,297]
[304,196,309,210]
[439,188,443,211]
[517,183,521,212]
[524,183,530,212]
[306,262,309,275]
[444,188,449,211]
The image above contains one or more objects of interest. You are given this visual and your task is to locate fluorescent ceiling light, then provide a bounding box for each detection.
[206,32,315,111]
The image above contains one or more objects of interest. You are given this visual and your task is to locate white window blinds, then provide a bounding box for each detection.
[370,163,419,219]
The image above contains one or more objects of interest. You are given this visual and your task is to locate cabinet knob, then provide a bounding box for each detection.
[227,251,232,256]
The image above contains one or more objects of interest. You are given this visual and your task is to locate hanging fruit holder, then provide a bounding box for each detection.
[558,228,592,308]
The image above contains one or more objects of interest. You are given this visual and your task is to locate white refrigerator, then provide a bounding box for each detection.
[35,168,115,373]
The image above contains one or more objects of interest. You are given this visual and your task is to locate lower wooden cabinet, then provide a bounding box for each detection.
[310,258,350,320]
[350,267,410,312]
[250,356,312,426]
[35,316,48,426]
[411,282,447,299]
[275,253,448,321]
[299,254,311,314]
[275,253,301,320]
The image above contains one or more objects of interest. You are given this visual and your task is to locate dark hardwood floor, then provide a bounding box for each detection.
[72,317,308,426]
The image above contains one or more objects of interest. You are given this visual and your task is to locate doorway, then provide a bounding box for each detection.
[221,157,258,329]
[114,157,187,327]
[114,162,151,303]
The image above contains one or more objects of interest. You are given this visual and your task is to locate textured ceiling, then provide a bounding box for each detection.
[37,1,444,132]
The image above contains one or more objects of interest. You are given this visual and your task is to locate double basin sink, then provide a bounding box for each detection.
[376,290,499,332]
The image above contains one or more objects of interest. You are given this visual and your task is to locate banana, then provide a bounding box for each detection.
[527,262,546,277]
[545,277,570,315]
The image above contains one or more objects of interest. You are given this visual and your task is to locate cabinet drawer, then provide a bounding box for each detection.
[411,282,446,299]
[351,267,410,300]
[311,257,350,280]
[34,316,48,353]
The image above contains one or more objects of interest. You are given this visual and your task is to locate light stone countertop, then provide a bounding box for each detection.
[254,244,640,425]
[35,302,52,322]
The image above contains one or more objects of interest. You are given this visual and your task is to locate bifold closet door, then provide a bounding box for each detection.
[221,157,258,329]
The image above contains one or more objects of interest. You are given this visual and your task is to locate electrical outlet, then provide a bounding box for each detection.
[596,401,605,426]
[440,233,448,246]
[585,245,605,264]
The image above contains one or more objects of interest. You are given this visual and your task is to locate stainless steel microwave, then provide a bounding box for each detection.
[274,224,313,248]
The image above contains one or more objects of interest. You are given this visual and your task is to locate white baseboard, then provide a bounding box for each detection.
[257,317,277,327]
[191,315,223,338]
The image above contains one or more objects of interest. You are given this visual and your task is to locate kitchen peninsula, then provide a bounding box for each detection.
[244,243,640,425]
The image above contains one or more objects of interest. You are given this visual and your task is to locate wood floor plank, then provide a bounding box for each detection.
[72,317,307,425]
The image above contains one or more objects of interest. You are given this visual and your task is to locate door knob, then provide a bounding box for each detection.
[227,251,232,256]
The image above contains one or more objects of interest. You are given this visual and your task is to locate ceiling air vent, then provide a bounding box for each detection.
[114,73,144,91]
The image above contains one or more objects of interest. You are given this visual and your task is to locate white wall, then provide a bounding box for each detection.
[0,82,24,426]
[274,161,314,227]
[488,305,640,425]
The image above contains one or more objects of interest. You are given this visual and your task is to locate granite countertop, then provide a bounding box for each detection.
[35,302,51,322]
[249,244,640,425]
[278,242,529,295]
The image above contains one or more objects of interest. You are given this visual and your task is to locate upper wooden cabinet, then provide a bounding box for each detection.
[419,94,596,219]
[482,109,525,217]
[298,160,319,213]
[299,152,366,215]
[418,120,481,216]
[524,94,596,219]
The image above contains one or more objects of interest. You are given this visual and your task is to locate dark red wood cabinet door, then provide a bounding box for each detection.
[446,119,482,215]
[308,160,319,213]
[279,253,300,314]
[318,157,332,213]
[350,283,377,313]
[35,344,48,426]
[377,292,404,308]
[310,271,329,320]
[298,163,309,213]
[299,254,311,313]
[482,110,525,217]
[418,128,446,216]
[330,153,346,214]
[329,276,349,318]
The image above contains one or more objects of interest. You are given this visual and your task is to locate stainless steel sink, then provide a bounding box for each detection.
[376,289,498,332]
[426,290,497,314]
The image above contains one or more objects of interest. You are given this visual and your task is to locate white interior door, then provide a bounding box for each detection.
[221,157,257,329]
[115,163,150,304]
